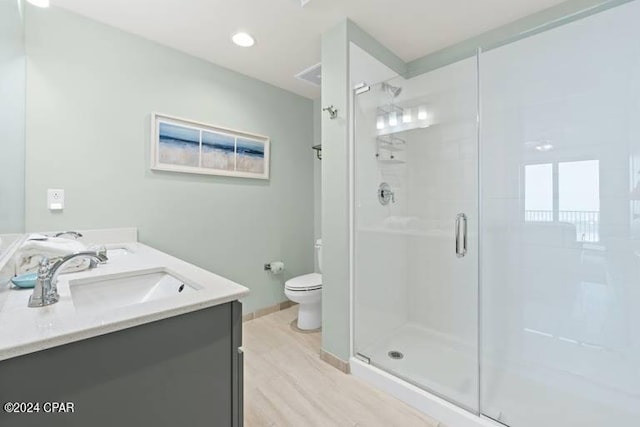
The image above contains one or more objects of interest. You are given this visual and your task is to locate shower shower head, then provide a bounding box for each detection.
[382,82,402,98]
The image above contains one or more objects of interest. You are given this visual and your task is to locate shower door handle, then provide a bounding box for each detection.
[455,213,468,258]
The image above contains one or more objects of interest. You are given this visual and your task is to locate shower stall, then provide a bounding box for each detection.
[350,2,640,426]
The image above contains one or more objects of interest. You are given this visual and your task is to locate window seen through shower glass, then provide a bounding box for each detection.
[524,160,600,242]
[559,160,600,242]
[524,163,553,221]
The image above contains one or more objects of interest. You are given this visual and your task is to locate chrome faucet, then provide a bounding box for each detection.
[28,250,109,308]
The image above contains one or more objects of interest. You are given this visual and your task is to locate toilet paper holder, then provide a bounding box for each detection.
[264,261,285,274]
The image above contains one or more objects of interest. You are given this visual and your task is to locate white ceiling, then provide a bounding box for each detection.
[51,0,567,99]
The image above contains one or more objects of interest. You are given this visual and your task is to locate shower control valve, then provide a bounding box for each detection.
[378,182,395,205]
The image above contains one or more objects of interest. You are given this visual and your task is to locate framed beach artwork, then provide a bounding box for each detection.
[150,113,270,179]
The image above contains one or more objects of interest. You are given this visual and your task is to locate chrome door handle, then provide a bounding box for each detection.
[455,213,468,258]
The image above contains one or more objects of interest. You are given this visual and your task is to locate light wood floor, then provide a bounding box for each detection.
[243,306,442,427]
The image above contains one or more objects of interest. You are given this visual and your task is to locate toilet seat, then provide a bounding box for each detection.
[285,273,322,291]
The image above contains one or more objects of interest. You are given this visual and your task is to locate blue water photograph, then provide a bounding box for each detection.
[236,137,265,174]
[202,131,235,170]
[158,122,200,167]
[154,114,268,178]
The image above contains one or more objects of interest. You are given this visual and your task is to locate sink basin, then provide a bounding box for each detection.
[69,268,199,314]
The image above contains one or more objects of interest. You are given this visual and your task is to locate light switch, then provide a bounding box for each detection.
[47,189,64,211]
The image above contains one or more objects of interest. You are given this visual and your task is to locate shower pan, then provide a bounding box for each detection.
[350,1,640,426]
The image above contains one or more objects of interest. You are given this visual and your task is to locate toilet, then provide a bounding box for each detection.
[284,239,322,330]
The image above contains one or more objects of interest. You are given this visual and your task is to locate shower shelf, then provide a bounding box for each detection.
[377,121,438,137]
[377,135,406,146]
[376,136,405,162]
[377,159,406,165]
[378,144,404,152]
[377,104,404,115]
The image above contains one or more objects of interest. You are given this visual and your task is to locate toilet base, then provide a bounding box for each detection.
[284,280,322,331]
[296,301,321,330]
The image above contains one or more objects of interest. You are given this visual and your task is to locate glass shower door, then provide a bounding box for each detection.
[353,55,479,411]
[480,1,640,425]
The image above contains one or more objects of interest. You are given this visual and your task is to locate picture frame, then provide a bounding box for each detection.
[150,112,270,180]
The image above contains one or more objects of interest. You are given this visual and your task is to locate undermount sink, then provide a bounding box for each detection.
[69,268,199,314]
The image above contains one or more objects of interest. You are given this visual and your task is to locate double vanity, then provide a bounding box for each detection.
[0,228,249,427]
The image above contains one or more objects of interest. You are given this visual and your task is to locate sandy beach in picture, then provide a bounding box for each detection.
[235,155,264,174]
[202,130,235,170]
[158,122,200,167]
[236,138,265,174]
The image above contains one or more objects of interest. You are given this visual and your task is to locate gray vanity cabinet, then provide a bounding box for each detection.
[0,301,243,427]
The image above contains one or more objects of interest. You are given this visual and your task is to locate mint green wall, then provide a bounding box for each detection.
[406,0,635,77]
[313,98,322,268]
[320,19,405,360]
[24,6,314,314]
[0,0,25,233]
[345,22,406,77]
[320,21,350,360]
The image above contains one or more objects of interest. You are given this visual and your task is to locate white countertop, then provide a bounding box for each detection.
[0,241,249,361]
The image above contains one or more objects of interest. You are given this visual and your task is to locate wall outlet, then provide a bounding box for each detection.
[47,189,65,211]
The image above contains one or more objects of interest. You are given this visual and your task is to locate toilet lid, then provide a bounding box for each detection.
[285,273,322,291]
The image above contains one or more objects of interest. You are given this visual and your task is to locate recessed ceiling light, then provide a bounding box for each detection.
[27,0,50,7]
[232,32,255,48]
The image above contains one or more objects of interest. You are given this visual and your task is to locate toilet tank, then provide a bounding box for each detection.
[314,239,322,272]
